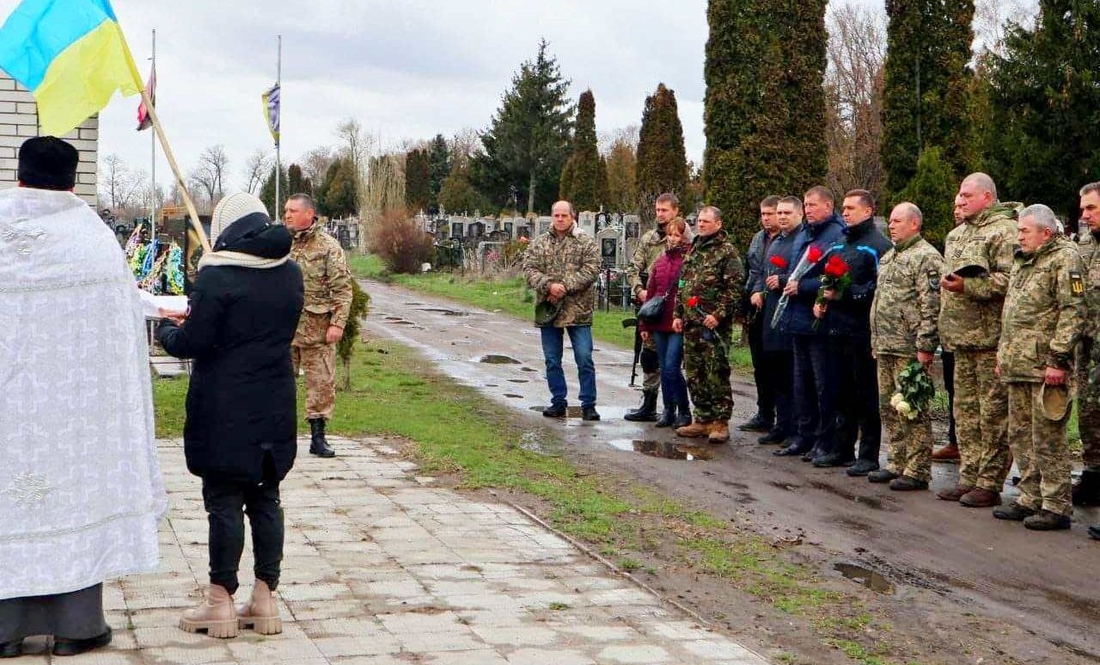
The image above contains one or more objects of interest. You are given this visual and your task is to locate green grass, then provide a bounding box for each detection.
[349,254,754,370]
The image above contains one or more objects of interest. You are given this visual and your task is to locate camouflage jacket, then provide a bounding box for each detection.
[998,236,1086,382]
[870,235,944,356]
[1078,232,1100,341]
[627,218,688,299]
[290,222,354,331]
[522,224,600,327]
[939,202,1021,351]
[673,229,744,331]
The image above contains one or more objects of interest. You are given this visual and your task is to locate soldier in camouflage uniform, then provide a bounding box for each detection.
[868,203,944,490]
[523,201,602,421]
[1073,182,1100,507]
[991,205,1085,530]
[672,206,744,443]
[625,193,688,422]
[286,194,353,458]
[937,174,1021,508]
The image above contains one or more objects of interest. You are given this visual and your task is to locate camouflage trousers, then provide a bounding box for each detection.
[641,335,660,393]
[953,350,1010,491]
[1006,382,1073,516]
[877,354,933,482]
[683,325,732,423]
[1077,340,1100,471]
[292,312,336,421]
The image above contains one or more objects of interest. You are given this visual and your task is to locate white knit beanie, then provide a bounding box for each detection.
[210,192,269,246]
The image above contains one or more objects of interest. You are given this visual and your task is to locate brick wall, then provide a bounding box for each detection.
[0,72,99,207]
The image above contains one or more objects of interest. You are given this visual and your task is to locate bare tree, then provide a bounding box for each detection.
[974,0,1036,59]
[448,128,482,167]
[241,149,271,195]
[98,154,143,212]
[825,2,887,198]
[335,118,368,178]
[189,145,230,211]
[300,146,334,185]
[598,125,639,156]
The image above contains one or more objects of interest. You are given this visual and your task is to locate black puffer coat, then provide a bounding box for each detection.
[157,213,304,483]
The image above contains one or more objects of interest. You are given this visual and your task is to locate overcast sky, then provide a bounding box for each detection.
[3,0,896,195]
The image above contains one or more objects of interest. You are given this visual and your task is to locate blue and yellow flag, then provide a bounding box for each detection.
[0,0,143,137]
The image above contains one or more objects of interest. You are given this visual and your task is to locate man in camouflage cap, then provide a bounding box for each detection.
[991,204,1085,530]
[625,193,687,422]
[672,206,744,443]
[868,203,944,491]
[936,174,1021,508]
[1073,182,1100,508]
[286,194,354,458]
[523,201,602,421]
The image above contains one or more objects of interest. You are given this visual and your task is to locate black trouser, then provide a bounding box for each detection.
[202,457,284,595]
[792,335,841,450]
[748,316,775,420]
[831,336,882,462]
[942,350,958,446]
[762,349,793,435]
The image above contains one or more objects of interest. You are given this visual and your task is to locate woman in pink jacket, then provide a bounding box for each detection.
[640,218,692,428]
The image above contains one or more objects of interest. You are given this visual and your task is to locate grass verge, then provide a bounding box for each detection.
[153,338,919,664]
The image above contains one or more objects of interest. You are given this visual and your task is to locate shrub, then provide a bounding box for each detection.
[366,209,434,274]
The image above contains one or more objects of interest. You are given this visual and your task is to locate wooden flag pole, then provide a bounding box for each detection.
[137,86,212,253]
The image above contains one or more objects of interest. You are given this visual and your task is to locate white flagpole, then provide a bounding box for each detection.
[150,28,157,242]
[274,34,282,220]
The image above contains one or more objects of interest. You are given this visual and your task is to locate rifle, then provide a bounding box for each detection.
[622,316,641,386]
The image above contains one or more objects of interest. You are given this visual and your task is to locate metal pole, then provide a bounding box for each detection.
[274,34,282,219]
[150,28,157,242]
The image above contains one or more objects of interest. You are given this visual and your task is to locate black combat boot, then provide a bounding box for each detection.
[309,418,336,458]
[624,390,659,422]
[1072,469,1100,506]
[655,404,677,428]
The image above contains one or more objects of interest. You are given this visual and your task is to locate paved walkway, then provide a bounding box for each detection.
[13,436,768,664]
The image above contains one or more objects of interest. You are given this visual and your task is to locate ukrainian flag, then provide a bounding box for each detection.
[0,0,142,137]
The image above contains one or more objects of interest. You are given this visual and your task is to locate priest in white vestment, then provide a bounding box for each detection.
[0,137,167,658]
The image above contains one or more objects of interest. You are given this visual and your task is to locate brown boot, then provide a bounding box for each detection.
[936,484,973,502]
[708,421,730,444]
[931,443,960,462]
[180,585,238,638]
[676,421,712,438]
[235,580,282,635]
[959,488,1000,508]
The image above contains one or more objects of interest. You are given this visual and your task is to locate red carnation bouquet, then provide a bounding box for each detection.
[770,244,825,329]
[813,253,852,329]
[769,255,788,270]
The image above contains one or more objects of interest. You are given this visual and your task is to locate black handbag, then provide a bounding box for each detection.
[637,293,667,323]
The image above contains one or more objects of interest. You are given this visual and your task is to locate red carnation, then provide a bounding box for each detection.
[769,255,788,269]
[686,296,700,308]
[807,246,824,263]
[824,254,849,278]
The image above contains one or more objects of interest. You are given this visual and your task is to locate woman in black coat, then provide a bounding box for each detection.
[157,193,304,639]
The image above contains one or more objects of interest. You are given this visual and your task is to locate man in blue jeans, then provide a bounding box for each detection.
[522,200,602,421]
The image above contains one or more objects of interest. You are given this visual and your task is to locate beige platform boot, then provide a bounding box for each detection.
[236,580,283,635]
[179,584,238,638]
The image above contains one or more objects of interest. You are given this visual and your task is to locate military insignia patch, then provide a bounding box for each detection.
[928,269,940,291]
[1070,270,1085,296]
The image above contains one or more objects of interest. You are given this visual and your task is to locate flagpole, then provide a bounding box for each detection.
[149,28,156,243]
[274,34,282,220]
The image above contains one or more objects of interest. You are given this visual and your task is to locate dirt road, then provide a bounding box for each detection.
[362,279,1100,664]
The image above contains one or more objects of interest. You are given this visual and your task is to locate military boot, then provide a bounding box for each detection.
[992,501,1036,521]
[624,390,659,422]
[708,421,730,444]
[1023,510,1072,531]
[180,585,238,638]
[676,420,712,438]
[888,475,928,491]
[309,418,336,458]
[959,488,999,508]
[236,580,282,635]
[931,443,960,462]
[1072,469,1100,506]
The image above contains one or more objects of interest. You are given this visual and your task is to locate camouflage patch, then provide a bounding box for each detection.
[1071,270,1085,296]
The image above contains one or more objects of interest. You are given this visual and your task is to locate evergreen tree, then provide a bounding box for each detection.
[259,164,289,218]
[474,40,574,214]
[319,158,359,219]
[703,0,828,251]
[287,163,311,197]
[427,134,452,214]
[988,0,1100,218]
[404,148,431,213]
[439,160,487,215]
[897,146,956,250]
[635,83,689,225]
[881,0,975,198]
[558,90,603,211]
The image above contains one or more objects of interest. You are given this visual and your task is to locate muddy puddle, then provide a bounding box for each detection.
[507,379,528,384]
[479,354,521,364]
[504,394,524,399]
[608,439,714,461]
[419,308,468,316]
[834,562,895,594]
[521,367,537,373]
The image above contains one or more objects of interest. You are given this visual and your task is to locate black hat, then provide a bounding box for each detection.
[18,136,78,191]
